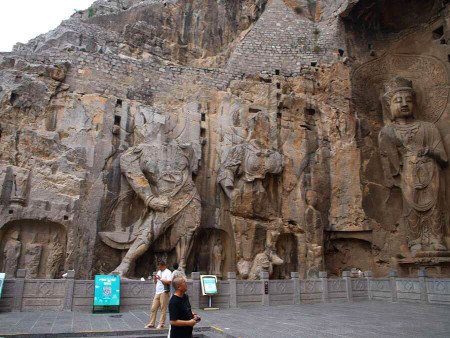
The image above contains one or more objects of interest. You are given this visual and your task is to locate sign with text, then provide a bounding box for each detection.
[200,275,218,296]
[94,275,120,306]
[0,273,5,299]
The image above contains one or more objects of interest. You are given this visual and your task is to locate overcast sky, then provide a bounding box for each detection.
[0,0,95,52]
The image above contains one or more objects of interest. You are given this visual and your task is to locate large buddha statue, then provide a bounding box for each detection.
[379,77,448,255]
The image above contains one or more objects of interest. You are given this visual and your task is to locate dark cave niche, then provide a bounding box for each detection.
[343,0,441,36]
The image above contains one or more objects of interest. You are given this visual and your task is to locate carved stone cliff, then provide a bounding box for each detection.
[0,0,449,279]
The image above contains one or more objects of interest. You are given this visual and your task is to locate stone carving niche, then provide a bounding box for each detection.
[0,220,67,279]
[352,55,450,275]
[187,229,230,277]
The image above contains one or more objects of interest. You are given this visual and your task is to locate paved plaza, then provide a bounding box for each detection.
[0,301,449,337]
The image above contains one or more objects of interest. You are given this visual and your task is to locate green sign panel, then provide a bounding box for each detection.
[94,275,120,306]
[200,275,218,295]
[0,273,5,299]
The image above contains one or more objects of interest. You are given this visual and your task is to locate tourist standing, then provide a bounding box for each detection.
[145,261,172,329]
[170,263,186,294]
[169,276,200,338]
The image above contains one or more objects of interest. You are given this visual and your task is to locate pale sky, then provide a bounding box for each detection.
[0,0,96,52]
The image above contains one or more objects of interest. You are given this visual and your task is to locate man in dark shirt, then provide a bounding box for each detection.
[169,277,200,338]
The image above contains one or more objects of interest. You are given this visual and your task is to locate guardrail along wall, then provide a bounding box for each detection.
[1,270,449,312]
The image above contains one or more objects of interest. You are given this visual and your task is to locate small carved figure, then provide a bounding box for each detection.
[45,233,64,279]
[265,225,284,266]
[9,167,30,206]
[379,77,448,255]
[304,190,324,247]
[306,244,322,278]
[210,238,224,277]
[304,190,324,278]
[248,248,284,280]
[2,230,21,278]
[248,252,271,280]
[24,234,43,279]
[279,239,293,279]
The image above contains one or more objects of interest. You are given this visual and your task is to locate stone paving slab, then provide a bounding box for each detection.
[0,311,211,337]
[0,301,449,337]
[196,301,450,338]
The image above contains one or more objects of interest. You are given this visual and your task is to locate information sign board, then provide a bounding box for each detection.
[200,275,218,296]
[0,273,5,299]
[94,275,120,307]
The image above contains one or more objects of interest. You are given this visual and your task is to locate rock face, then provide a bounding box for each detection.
[0,0,449,279]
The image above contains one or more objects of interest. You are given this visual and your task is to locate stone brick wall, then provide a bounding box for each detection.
[225,0,337,76]
[1,269,449,312]
[0,50,238,98]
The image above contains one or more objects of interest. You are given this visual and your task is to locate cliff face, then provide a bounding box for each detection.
[15,0,268,67]
[0,0,449,280]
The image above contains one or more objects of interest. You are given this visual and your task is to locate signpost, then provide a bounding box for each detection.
[200,275,219,310]
[0,273,5,299]
[93,275,120,313]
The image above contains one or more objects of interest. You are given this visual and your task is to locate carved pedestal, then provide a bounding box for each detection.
[397,253,450,277]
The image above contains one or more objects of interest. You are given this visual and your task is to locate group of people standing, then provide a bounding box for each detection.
[145,261,201,338]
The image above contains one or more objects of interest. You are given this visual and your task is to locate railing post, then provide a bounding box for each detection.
[63,270,75,311]
[418,268,428,303]
[342,271,353,302]
[291,272,300,304]
[190,272,201,309]
[228,272,237,308]
[319,271,328,302]
[260,271,270,306]
[365,271,373,300]
[389,270,398,302]
[12,269,26,312]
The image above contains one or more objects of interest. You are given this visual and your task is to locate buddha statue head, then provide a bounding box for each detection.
[382,77,416,122]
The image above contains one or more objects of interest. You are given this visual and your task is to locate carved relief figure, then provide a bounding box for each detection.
[379,77,448,255]
[10,167,30,206]
[210,238,224,277]
[304,190,324,277]
[45,233,64,279]
[277,237,294,279]
[306,244,323,278]
[217,112,284,278]
[24,235,43,279]
[217,112,283,216]
[265,226,284,266]
[2,230,21,278]
[101,115,201,277]
[248,252,271,280]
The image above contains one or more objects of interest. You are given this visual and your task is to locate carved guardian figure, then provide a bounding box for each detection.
[217,112,284,278]
[101,119,201,277]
